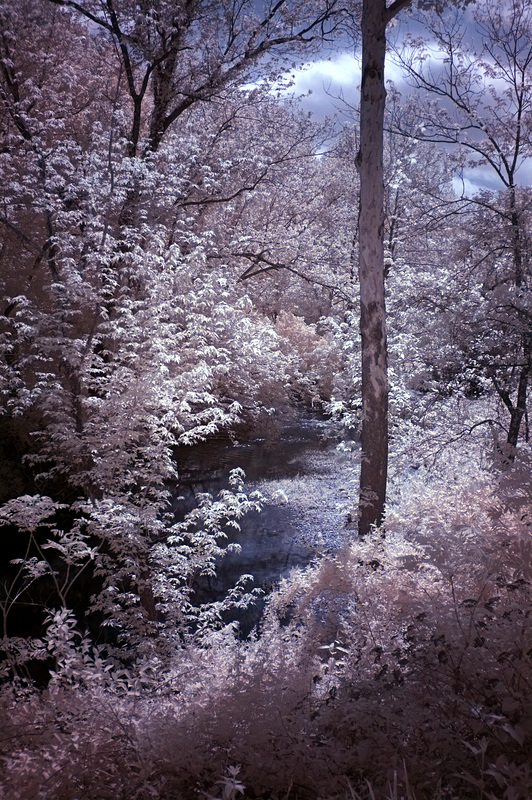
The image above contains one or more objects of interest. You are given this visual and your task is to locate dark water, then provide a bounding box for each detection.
[174,414,338,489]
[173,413,352,617]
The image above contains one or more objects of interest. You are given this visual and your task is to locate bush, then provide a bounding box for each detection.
[1,480,530,800]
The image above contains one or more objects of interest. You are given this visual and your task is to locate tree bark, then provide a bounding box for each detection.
[357,0,389,535]
[506,336,531,453]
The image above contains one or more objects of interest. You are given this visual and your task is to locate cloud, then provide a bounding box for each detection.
[278,53,411,118]
[276,54,359,117]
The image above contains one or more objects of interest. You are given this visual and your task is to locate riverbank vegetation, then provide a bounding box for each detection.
[0,0,530,797]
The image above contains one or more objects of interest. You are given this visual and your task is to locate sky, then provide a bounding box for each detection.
[274,3,532,197]
[279,52,407,119]
[277,51,488,195]
[275,8,430,119]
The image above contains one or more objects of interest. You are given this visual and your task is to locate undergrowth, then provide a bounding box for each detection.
[0,478,530,800]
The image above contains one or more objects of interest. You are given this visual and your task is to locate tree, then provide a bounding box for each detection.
[37,0,346,260]
[392,0,532,458]
[0,0,354,662]
[43,0,343,153]
[356,0,389,535]
[355,0,475,535]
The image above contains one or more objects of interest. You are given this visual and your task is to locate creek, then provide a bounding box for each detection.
[174,413,359,616]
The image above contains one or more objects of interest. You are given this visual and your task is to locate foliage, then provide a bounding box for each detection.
[0,0,344,658]
[0,1,530,798]
[0,472,530,800]
[390,0,532,451]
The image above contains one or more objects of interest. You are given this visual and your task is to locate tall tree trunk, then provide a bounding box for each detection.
[507,334,532,453]
[357,0,388,535]
[503,185,528,453]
